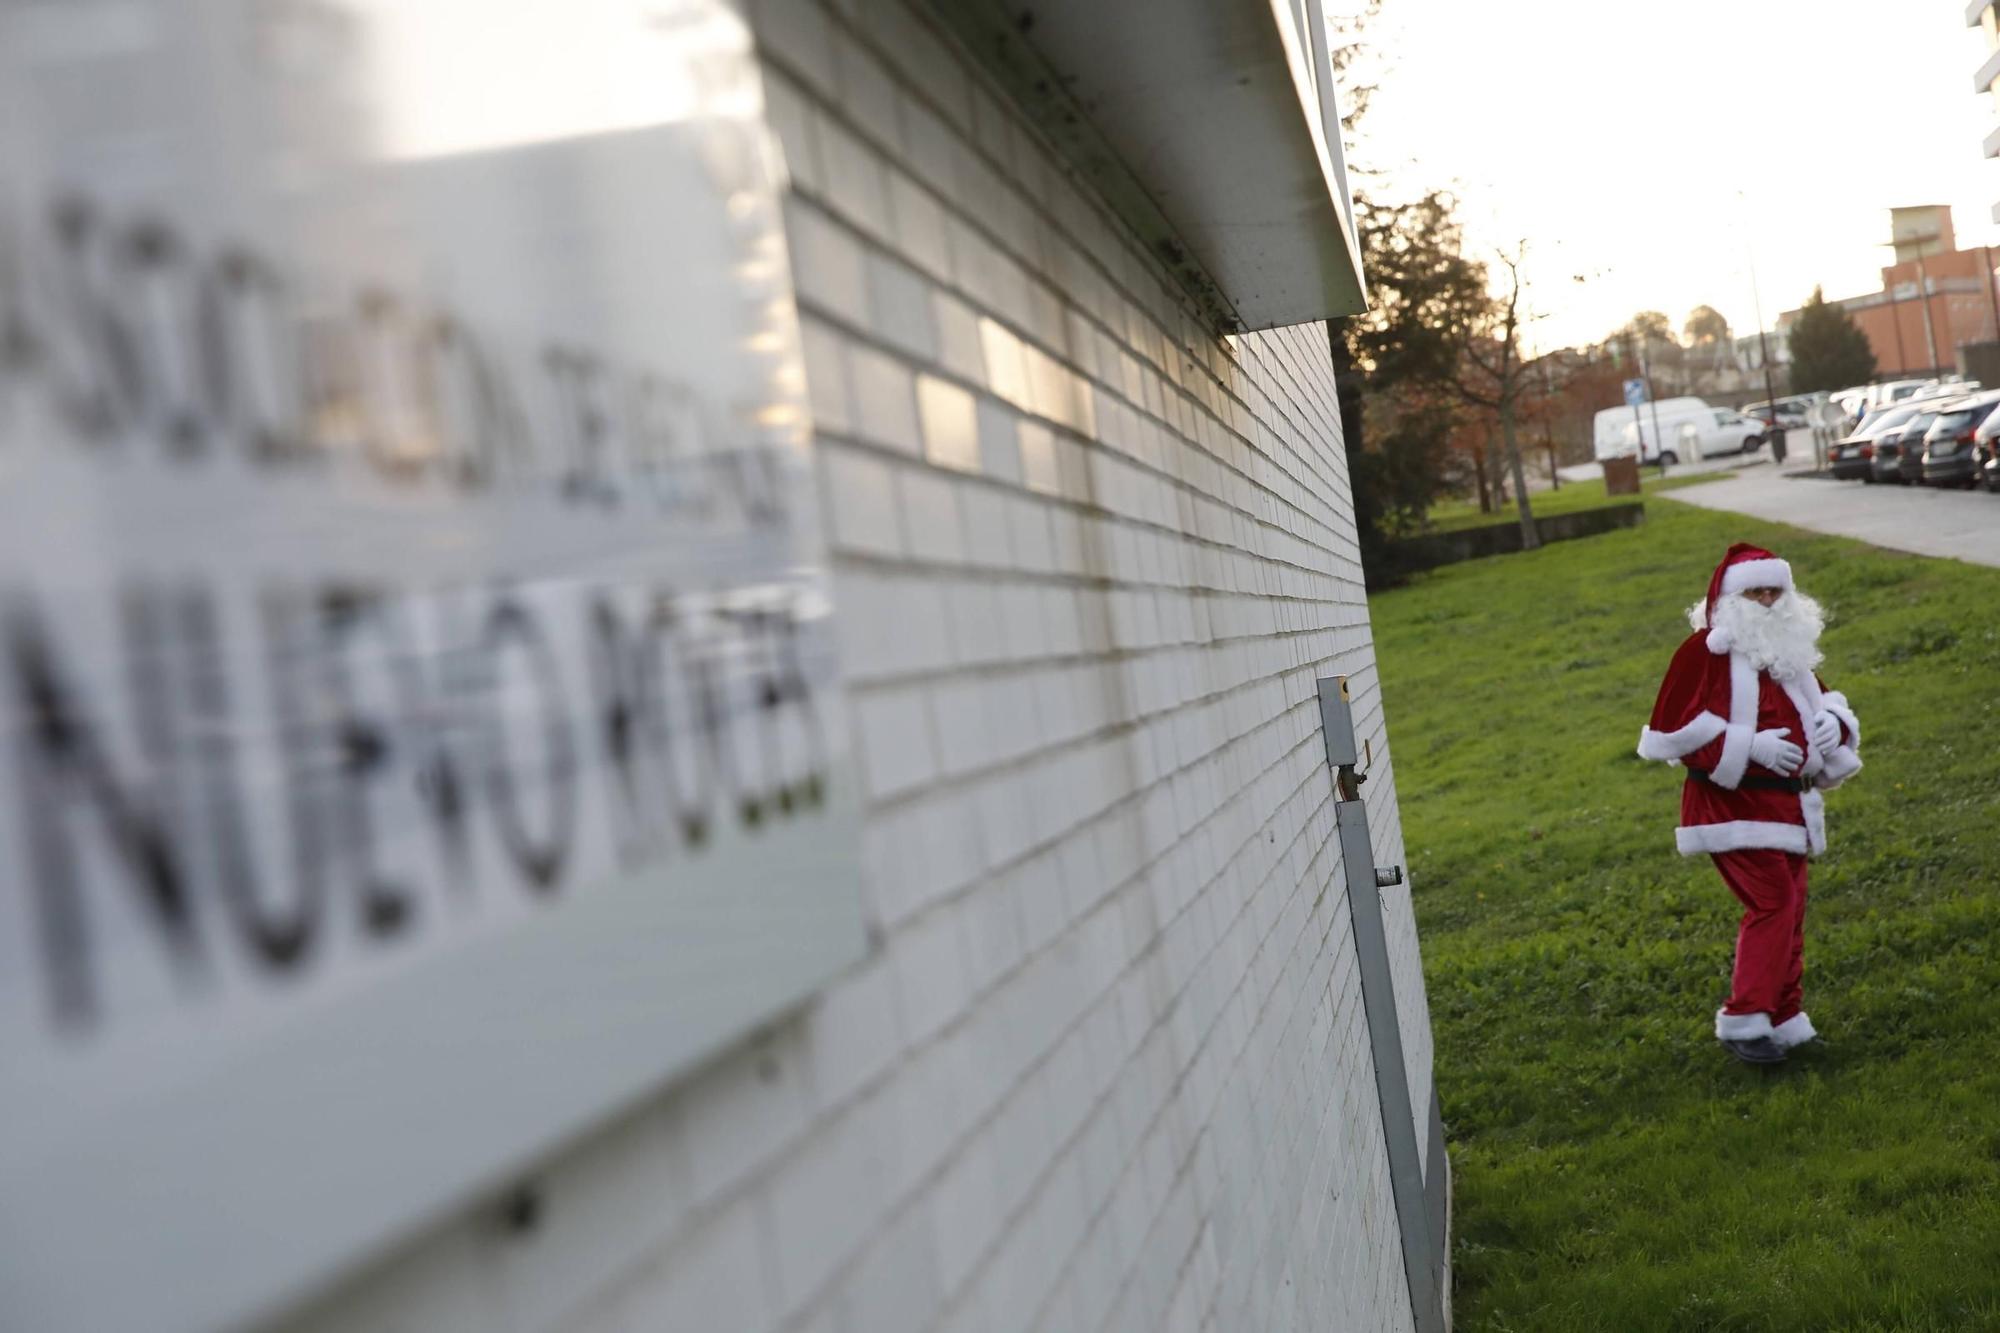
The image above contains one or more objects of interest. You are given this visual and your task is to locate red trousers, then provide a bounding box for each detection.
[1713,848,1809,1023]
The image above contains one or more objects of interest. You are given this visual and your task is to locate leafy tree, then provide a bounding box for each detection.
[1330,190,1494,573]
[1787,286,1876,394]
[1684,305,1732,346]
[1623,310,1676,347]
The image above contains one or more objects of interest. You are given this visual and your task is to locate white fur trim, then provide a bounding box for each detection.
[1819,745,1862,790]
[1771,1013,1817,1049]
[1800,789,1827,855]
[1711,724,1753,787]
[1716,1008,1774,1041]
[1637,712,1728,761]
[1719,558,1793,596]
[1777,678,1826,780]
[1705,625,1733,654]
[1821,690,1860,749]
[1676,820,1811,855]
[1706,654,1760,788]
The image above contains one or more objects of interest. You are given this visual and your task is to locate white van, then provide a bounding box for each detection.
[1594,398,1763,463]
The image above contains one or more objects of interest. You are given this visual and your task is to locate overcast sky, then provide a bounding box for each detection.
[1336,0,2000,353]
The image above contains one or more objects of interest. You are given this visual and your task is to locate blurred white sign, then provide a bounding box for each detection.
[0,3,865,1330]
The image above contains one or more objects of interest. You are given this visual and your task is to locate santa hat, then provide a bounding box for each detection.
[1701,543,1792,654]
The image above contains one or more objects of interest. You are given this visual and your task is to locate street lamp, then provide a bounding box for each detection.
[1739,193,1787,465]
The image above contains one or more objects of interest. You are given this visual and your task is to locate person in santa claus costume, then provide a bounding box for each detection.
[1638,543,1863,1065]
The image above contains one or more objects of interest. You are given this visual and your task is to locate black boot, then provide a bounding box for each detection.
[1720,1036,1787,1065]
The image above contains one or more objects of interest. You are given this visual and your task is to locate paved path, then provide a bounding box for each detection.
[1665,468,2000,568]
[1555,451,1767,486]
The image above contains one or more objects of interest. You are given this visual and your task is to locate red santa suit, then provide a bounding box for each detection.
[1637,544,1862,1051]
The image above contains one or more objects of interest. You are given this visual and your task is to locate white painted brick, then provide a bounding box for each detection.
[971,776,1035,869]
[977,315,1033,411]
[900,466,967,565]
[932,291,988,385]
[848,343,924,455]
[757,0,838,96]
[897,86,962,191]
[789,199,869,319]
[805,957,906,1113]
[854,683,939,800]
[1005,495,1053,573]
[767,1108,890,1313]
[896,892,980,1040]
[821,445,904,558]
[800,315,855,435]
[943,579,1006,665]
[818,113,894,242]
[868,252,939,360]
[584,1192,776,1333]
[296,24,1425,1333]
[956,484,1013,569]
[976,398,1023,485]
[917,375,982,473]
[930,676,995,776]
[765,70,825,194]
[833,28,903,153]
[891,170,954,281]
[672,1028,817,1210]
[836,1203,945,1333]
[929,1130,1003,1299]
[1017,420,1060,496]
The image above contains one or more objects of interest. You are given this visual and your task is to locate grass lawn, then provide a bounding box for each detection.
[1425,469,1717,535]
[1372,497,2000,1332]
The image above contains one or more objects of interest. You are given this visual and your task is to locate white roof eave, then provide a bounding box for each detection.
[928,0,1367,331]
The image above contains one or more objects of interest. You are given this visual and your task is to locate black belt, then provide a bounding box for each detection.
[1685,768,1810,794]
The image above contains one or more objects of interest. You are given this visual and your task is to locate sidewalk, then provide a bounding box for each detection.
[1664,465,2000,569]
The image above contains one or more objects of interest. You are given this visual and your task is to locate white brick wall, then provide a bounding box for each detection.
[273,2,1435,1330]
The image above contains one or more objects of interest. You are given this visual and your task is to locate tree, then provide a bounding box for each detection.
[1684,305,1732,347]
[1623,310,1676,347]
[1452,245,1562,551]
[1787,287,1876,394]
[1330,190,1495,570]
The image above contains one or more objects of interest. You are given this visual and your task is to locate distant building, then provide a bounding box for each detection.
[1781,206,2000,379]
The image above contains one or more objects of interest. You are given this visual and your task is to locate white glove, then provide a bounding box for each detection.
[1810,711,1841,752]
[1749,728,1803,774]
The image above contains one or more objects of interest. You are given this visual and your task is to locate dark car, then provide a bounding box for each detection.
[1921,393,2000,486]
[1828,403,1922,481]
[1870,411,1938,483]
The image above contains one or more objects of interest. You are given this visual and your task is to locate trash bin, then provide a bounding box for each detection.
[1769,427,1788,464]
[1602,456,1642,496]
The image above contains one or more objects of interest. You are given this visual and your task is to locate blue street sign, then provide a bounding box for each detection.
[1623,378,1649,407]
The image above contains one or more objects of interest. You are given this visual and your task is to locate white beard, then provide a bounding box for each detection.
[1689,591,1826,680]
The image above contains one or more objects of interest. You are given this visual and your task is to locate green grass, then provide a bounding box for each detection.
[1372,498,2000,1332]
[1425,470,1716,535]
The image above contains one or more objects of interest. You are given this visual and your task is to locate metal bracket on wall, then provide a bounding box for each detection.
[1317,675,1447,1333]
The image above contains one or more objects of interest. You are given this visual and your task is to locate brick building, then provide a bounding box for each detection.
[0,3,1448,1333]
[1781,207,2000,379]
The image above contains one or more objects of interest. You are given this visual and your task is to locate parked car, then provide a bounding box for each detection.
[1870,410,1941,483]
[1828,402,1924,480]
[1866,379,1932,411]
[1743,397,1812,430]
[1975,401,2000,492]
[1921,392,2000,486]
